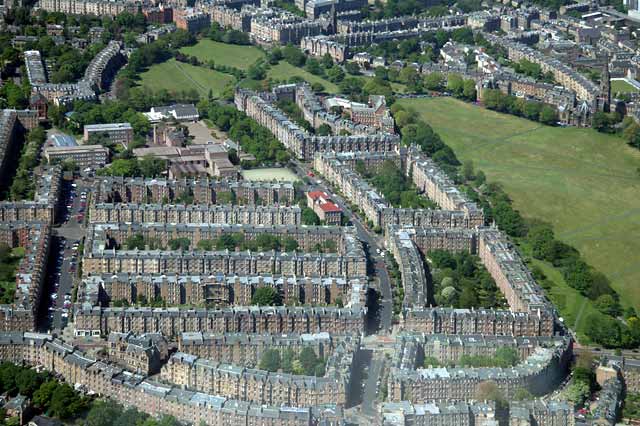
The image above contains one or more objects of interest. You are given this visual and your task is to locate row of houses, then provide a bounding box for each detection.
[24,42,124,106]
[313,150,483,230]
[388,335,571,403]
[89,203,302,225]
[86,222,353,254]
[235,88,399,160]
[159,337,358,407]
[380,399,573,426]
[0,332,342,425]
[177,331,338,367]
[0,222,51,332]
[73,305,366,338]
[386,225,552,314]
[80,273,368,308]
[94,176,296,206]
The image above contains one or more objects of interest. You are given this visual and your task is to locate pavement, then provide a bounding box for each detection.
[186,120,222,144]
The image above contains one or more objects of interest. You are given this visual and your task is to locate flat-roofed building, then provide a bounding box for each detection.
[83,122,133,148]
[44,144,109,168]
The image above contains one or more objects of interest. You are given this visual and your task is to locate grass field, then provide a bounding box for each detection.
[241,168,300,182]
[139,59,235,97]
[397,97,640,319]
[611,79,640,94]
[267,62,340,93]
[179,40,265,70]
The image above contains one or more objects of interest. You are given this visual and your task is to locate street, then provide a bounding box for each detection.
[46,179,90,333]
[291,158,394,332]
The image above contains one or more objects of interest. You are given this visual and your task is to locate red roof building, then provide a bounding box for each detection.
[306,191,342,226]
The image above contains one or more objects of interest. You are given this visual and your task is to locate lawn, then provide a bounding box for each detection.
[397,97,640,315]
[611,79,640,94]
[138,59,234,98]
[241,168,300,182]
[267,61,340,94]
[179,40,265,70]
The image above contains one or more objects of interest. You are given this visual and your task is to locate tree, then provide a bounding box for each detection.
[301,207,320,225]
[305,58,323,75]
[251,287,281,306]
[595,294,621,317]
[282,44,306,67]
[168,238,190,251]
[475,381,505,406]
[32,380,57,409]
[317,124,332,136]
[566,380,590,406]
[494,347,519,367]
[424,72,444,91]
[196,240,214,251]
[247,63,266,80]
[125,234,145,250]
[15,369,43,397]
[282,237,299,252]
[49,383,85,419]
[86,400,122,426]
[298,347,321,375]
[462,160,474,181]
[446,74,464,96]
[441,286,457,305]
[513,388,533,401]
[1,82,28,109]
[114,407,148,426]
[326,65,345,83]
[259,349,281,372]
[539,105,558,125]
[462,79,477,100]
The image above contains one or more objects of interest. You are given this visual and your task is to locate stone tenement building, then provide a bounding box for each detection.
[405,149,483,224]
[159,337,358,407]
[36,0,138,15]
[401,308,555,337]
[478,228,550,313]
[86,223,352,254]
[313,151,482,230]
[80,273,368,308]
[81,248,367,278]
[0,332,342,425]
[300,14,466,62]
[250,10,327,45]
[82,222,367,278]
[0,166,62,224]
[281,83,395,135]
[177,332,338,367]
[380,400,498,426]
[508,400,575,426]
[73,306,366,338]
[386,225,552,315]
[0,222,50,332]
[396,333,569,367]
[107,332,169,375]
[380,399,573,426]
[0,110,25,183]
[82,41,126,92]
[388,229,429,309]
[234,88,399,160]
[483,34,601,109]
[24,43,124,105]
[94,176,295,206]
[387,336,571,403]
